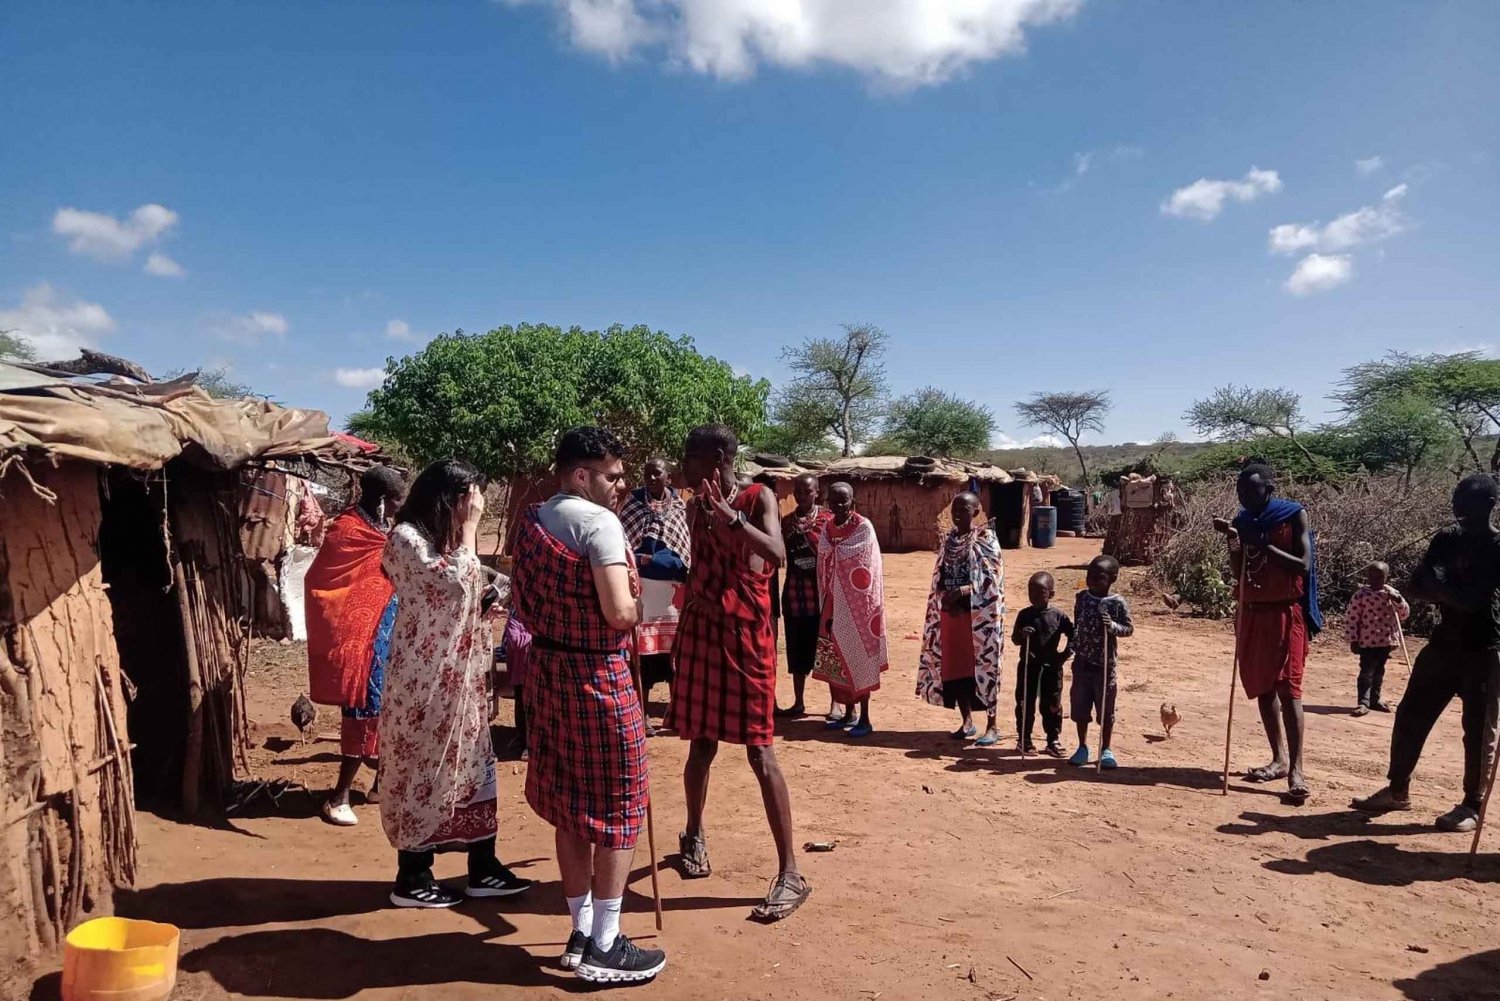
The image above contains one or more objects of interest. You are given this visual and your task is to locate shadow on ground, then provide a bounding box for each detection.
[1265,838,1500,886]
[1394,948,1500,1001]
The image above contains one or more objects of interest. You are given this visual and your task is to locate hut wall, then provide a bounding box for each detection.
[0,461,134,972]
[237,467,293,639]
[824,478,988,553]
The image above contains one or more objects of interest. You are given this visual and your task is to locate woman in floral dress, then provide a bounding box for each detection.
[379,459,533,908]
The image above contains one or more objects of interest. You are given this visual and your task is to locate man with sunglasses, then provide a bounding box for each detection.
[515,425,664,983]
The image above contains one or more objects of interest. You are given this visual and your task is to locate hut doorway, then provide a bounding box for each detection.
[990,482,1028,549]
[97,470,189,806]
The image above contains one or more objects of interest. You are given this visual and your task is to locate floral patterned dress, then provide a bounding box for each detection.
[377,523,497,851]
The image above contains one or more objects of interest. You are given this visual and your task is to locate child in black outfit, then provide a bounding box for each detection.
[1012,571,1074,757]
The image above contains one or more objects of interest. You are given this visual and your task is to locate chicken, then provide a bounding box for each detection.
[1160,703,1181,739]
[291,693,318,745]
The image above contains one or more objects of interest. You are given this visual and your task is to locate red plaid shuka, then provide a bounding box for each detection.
[782,506,832,620]
[512,506,649,850]
[667,483,779,747]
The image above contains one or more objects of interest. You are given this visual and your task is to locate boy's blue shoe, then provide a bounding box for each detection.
[1100,749,1118,770]
[1068,745,1090,766]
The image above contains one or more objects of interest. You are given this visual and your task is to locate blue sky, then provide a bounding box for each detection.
[3,1,1496,445]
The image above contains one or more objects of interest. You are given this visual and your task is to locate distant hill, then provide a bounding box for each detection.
[979,441,1211,486]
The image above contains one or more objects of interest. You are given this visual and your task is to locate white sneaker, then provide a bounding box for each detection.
[322,801,358,827]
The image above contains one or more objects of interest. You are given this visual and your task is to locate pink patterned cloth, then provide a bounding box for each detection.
[1345,585,1410,649]
[812,513,888,701]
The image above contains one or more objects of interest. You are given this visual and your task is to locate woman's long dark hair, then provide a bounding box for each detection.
[396,459,487,551]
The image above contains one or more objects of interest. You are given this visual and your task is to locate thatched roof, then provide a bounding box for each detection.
[0,361,362,475]
[744,454,1013,485]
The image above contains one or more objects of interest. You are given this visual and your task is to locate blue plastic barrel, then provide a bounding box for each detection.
[1030,506,1058,549]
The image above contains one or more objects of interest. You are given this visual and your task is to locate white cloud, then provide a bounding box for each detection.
[1355,155,1384,176]
[1054,144,1143,191]
[994,431,1064,449]
[1267,185,1409,256]
[52,203,179,261]
[385,318,420,342]
[1160,167,1282,221]
[502,0,1082,86]
[144,253,186,278]
[214,311,289,344]
[1284,253,1353,296]
[334,367,386,390]
[0,283,116,358]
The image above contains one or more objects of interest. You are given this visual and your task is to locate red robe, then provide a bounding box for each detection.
[1236,520,1308,700]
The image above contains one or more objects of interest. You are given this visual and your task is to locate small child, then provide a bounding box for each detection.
[1345,561,1410,716]
[1069,555,1134,769]
[1013,571,1074,757]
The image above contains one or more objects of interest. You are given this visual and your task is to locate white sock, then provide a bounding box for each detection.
[591,896,623,951]
[566,893,593,936]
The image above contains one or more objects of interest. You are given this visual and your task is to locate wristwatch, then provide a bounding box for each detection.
[729,510,748,531]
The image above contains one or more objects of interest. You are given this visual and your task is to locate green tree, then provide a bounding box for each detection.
[162,366,255,399]
[1014,390,1112,499]
[1346,393,1458,487]
[1336,351,1500,475]
[1185,385,1340,479]
[779,323,889,456]
[880,387,994,457]
[0,330,35,361]
[755,390,836,459]
[350,323,767,479]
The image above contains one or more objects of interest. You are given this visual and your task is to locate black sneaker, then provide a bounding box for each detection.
[560,930,588,970]
[390,878,462,909]
[576,934,666,984]
[466,865,534,898]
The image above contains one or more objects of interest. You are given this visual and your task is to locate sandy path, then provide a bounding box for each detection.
[38,539,1499,1001]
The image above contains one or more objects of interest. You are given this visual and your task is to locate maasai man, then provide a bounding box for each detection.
[1213,462,1322,805]
[917,493,1005,746]
[668,423,811,922]
[812,482,888,736]
[380,460,532,908]
[1353,474,1500,833]
[305,464,406,827]
[618,456,691,733]
[513,426,664,983]
[776,473,833,719]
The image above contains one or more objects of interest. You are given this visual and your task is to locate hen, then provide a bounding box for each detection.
[1160,703,1181,739]
[291,693,318,745]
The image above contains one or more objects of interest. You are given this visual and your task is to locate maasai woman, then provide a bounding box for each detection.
[618,457,691,732]
[812,482,888,737]
[776,473,834,719]
[379,459,532,908]
[916,492,1006,746]
[305,465,406,827]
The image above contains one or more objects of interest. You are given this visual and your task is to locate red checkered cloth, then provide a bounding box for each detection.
[781,507,832,619]
[512,507,649,849]
[667,484,778,747]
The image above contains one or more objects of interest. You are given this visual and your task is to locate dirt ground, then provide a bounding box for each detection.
[30,538,1500,1001]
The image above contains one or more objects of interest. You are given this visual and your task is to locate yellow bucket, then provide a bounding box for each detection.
[62,917,180,1001]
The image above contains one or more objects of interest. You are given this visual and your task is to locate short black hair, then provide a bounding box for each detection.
[1456,472,1499,503]
[1029,571,1055,589]
[953,490,980,507]
[359,464,404,501]
[828,480,854,499]
[644,456,670,470]
[1239,462,1275,486]
[555,425,625,471]
[794,472,819,488]
[684,423,738,458]
[1089,554,1121,577]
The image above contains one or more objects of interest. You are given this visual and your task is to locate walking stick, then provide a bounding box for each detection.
[1097,606,1110,774]
[1391,604,1413,676]
[1471,724,1500,863]
[1020,635,1030,760]
[1222,558,1249,795]
[629,631,665,932]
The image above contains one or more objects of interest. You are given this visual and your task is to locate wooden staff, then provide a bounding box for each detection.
[1222,557,1250,795]
[629,631,665,932]
[1390,600,1413,675]
[1097,615,1108,774]
[1020,635,1031,760]
[1470,733,1500,863]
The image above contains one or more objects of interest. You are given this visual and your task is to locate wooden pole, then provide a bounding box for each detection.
[1223,558,1249,795]
[1470,731,1500,863]
[1391,605,1414,676]
[630,631,665,932]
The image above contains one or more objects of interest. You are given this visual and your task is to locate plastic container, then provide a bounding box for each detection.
[62,917,180,1001]
[1030,505,1058,549]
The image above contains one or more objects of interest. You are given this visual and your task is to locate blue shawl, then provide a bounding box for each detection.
[1232,498,1324,637]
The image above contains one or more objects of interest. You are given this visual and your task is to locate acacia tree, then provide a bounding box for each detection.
[779,323,889,456]
[1336,351,1500,475]
[349,323,768,479]
[881,387,995,457]
[1184,385,1335,472]
[1014,390,1112,499]
[756,390,836,459]
[1347,393,1457,488]
[162,366,255,399]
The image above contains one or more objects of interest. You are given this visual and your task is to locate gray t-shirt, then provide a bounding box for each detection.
[537,493,630,567]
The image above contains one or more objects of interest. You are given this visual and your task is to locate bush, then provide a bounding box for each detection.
[1150,474,1454,632]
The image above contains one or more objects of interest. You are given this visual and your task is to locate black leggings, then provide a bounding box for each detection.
[395,837,498,889]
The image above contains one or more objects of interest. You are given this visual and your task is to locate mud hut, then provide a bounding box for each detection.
[1103,473,1183,565]
[0,360,362,973]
